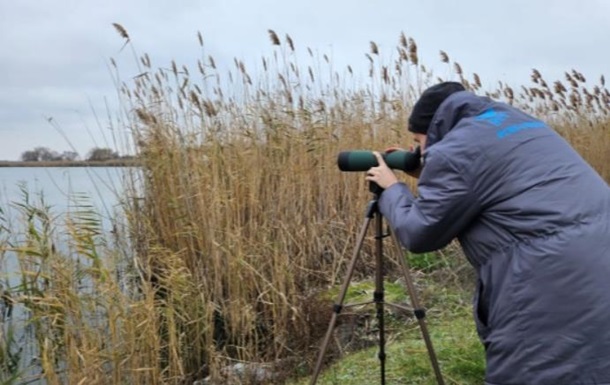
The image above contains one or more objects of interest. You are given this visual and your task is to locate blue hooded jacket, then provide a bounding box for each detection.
[378,91,610,385]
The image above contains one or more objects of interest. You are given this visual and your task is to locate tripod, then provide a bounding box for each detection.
[310,184,445,385]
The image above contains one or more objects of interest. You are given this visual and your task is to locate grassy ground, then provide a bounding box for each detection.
[291,315,484,385]
[287,249,485,385]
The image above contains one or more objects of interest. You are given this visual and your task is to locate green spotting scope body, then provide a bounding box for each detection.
[337,147,421,172]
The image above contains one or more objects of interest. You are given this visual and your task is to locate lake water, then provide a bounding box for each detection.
[0,167,133,383]
[0,167,130,285]
[0,167,128,219]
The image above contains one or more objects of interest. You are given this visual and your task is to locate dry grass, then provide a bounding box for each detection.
[1,25,608,384]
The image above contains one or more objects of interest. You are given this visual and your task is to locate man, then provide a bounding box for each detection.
[365,82,610,384]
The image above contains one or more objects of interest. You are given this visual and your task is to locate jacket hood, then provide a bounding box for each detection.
[426,91,493,148]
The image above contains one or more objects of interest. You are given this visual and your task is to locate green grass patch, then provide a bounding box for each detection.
[407,252,449,273]
[292,281,485,385]
[322,280,410,307]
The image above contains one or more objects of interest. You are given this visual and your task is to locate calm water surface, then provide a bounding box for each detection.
[0,166,131,284]
[0,167,127,217]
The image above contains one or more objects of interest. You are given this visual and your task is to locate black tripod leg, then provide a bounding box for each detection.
[309,211,374,385]
[389,229,445,385]
[374,212,387,385]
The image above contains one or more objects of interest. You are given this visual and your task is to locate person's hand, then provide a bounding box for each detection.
[365,152,399,189]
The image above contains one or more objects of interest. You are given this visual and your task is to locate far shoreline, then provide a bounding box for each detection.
[0,159,141,167]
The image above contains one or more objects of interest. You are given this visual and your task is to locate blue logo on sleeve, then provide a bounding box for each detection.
[475,108,546,139]
[496,121,546,139]
[475,109,508,126]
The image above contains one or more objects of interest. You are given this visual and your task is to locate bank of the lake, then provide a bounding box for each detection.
[0,159,140,167]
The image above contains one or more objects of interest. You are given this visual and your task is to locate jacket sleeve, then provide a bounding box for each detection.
[378,151,481,253]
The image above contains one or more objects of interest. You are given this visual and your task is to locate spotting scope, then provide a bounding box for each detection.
[337,147,421,172]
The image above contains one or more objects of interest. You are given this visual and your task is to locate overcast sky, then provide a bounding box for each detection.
[1,0,609,161]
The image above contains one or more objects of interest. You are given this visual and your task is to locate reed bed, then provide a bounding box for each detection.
[1,25,608,384]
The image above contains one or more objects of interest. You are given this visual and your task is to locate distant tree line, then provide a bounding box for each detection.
[20,146,126,162]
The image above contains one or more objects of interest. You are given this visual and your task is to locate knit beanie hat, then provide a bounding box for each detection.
[408,82,466,134]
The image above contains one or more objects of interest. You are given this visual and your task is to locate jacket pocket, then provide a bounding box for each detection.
[473,278,491,346]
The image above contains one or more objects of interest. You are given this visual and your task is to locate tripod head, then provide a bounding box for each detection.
[369,181,384,197]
